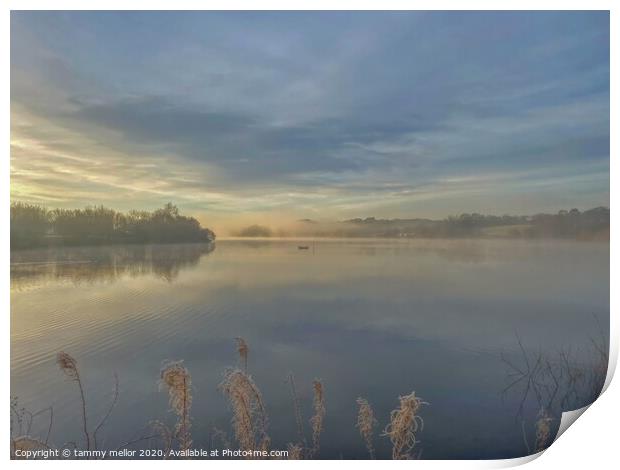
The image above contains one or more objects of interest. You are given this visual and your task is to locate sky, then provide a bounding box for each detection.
[10,11,609,232]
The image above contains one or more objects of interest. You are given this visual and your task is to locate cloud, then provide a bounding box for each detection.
[10,11,610,223]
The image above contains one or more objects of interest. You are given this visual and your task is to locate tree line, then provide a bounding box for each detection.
[344,207,610,239]
[10,202,216,250]
[233,207,609,240]
[436,207,610,239]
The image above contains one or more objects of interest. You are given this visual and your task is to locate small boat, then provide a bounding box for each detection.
[298,245,310,250]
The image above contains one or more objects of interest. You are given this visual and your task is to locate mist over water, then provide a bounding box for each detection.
[10,239,609,459]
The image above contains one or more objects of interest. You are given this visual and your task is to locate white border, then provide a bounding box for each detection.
[2,2,616,468]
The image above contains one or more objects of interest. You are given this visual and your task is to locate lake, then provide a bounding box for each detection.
[10,238,609,459]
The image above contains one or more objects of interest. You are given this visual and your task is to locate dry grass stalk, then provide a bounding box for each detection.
[235,337,249,372]
[219,368,270,457]
[534,408,553,452]
[287,373,307,448]
[309,379,325,457]
[12,437,52,459]
[383,391,426,460]
[356,398,377,459]
[10,396,23,439]
[287,443,303,460]
[93,372,119,451]
[589,312,609,399]
[11,397,54,447]
[114,427,165,455]
[502,329,610,423]
[57,352,90,451]
[159,361,193,452]
[149,420,173,457]
[589,335,609,400]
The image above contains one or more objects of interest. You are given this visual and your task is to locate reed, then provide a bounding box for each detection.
[287,443,303,460]
[219,368,270,457]
[383,391,427,460]
[235,337,249,373]
[287,373,307,448]
[589,321,609,401]
[309,379,325,457]
[356,398,377,459]
[18,346,435,459]
[12,436,52,458]
[57,352,90,451]
[159,361,193,452]
[149,420,173,457]
[10,397,53,447]
[93,372,119,450]
[534,408,553,452]
[501,329,609,456]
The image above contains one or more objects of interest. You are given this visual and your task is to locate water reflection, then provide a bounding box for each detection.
[10,243,215,289]
[9,239,609,459]
[225,237,492,262]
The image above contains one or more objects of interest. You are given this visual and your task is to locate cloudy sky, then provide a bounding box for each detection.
[10,11,609,231]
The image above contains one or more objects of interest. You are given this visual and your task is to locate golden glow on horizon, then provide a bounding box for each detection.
[11,102,610,237]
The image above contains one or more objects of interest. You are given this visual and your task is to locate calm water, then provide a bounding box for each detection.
[10,239,609,459]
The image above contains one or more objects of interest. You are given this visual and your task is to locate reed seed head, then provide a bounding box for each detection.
[309,379,326,457]
[12,437,49,458]
[149,420,173,455]
[235,337,249,362]
[383,391,427,460]
[356,397,377,459]
[535,408,553,452]
[159,361,193,451]
[287,443,303,460]
[219,368,270,456]
[57,352,79,381]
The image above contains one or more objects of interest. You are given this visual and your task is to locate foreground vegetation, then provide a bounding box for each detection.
[10,339,428,460]
[10,203,215,250]
[10,331,608,460]
[499,317,608,454]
